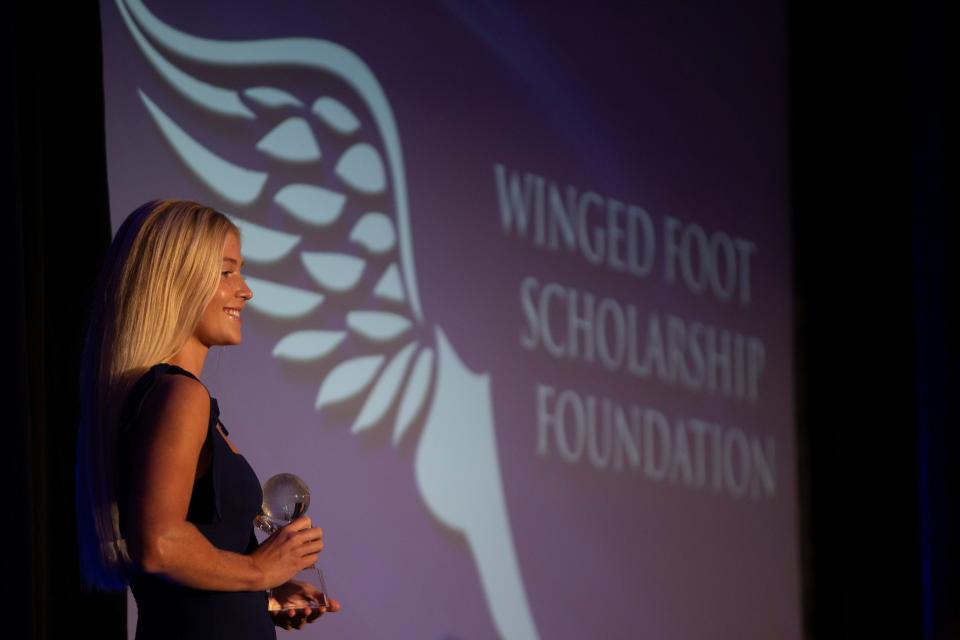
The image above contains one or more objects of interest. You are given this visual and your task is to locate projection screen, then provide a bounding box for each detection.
[99,1,799,638]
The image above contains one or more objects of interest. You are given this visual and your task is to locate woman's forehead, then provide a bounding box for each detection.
[222,233,245,266]
[223,232,241,254]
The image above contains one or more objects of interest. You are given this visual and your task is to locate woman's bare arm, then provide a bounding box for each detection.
[124,374,322,591]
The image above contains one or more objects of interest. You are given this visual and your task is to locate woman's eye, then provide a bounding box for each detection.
[222,271,233,277]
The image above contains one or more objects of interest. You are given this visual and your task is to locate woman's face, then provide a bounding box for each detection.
[194,232,253,347]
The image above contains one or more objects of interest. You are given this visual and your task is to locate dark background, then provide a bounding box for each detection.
[2,1,952,638]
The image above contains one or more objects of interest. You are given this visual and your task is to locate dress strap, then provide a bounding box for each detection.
[211,398,229,435]
[159,362,200,382]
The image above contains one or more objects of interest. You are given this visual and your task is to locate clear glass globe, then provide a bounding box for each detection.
[258,473,311,533]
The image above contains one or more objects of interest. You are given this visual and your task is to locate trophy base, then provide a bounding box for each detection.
[266,566,331,611]
[274,592,329,610]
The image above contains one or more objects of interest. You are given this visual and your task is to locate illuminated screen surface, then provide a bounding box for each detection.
[100,1,799,638]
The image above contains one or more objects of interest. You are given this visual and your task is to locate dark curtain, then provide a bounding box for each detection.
[2,3,124,639]
[792,0,954,638]
[910,2,956,638]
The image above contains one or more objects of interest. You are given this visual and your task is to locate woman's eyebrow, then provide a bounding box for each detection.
[222,257,245,268]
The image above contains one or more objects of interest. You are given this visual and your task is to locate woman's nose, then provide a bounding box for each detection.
[239,277,253,300]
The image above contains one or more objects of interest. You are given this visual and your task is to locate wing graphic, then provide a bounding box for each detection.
[116,2,539,637]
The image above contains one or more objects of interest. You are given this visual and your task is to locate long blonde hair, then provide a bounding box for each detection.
[75,199,239,589]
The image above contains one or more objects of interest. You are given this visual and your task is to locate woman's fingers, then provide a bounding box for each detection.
[280,523,324,569]
[286,525,323,561]
[292,529,323,549]
[285,606,310,629]
[286,515,312,531]
[258,519,327,588]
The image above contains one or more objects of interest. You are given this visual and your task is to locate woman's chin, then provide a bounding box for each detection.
[218,333,243,346]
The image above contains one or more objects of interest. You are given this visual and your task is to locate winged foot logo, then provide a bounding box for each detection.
[116,0,539,637]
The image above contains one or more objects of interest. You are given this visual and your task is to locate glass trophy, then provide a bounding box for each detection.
[255,473,330,609]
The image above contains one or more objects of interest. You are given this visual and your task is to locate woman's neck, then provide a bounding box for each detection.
[167,337,209,379]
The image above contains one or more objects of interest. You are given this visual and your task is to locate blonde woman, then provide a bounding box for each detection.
[75,200,339,638]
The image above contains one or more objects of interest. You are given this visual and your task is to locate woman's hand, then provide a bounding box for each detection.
[268,580,340,630]
[250,516,324,589]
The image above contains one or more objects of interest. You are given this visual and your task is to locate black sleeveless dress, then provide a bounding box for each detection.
[118,363,276,640]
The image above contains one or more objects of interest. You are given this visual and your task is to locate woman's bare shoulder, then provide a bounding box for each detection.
[138,371,211,438]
